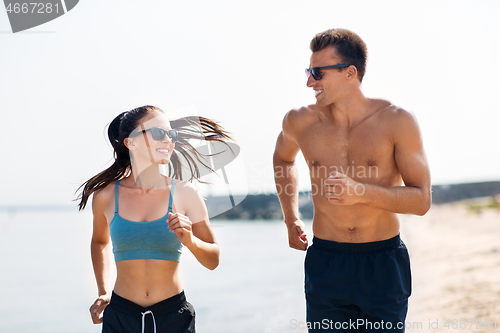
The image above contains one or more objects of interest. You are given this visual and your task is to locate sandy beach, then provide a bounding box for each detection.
[402,200,500,332]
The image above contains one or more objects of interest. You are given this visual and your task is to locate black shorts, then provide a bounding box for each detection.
[304,234,411,332]
[102,291,195,333]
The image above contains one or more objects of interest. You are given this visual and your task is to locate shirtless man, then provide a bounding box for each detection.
[273,29,431,332]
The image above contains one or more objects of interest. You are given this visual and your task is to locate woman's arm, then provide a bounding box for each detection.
[168,183,219,270]
[89,189,113,324]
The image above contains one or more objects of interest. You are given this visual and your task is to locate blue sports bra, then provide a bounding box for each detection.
[109,179,182,262]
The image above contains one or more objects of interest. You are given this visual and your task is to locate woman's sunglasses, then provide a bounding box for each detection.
[130,127,178,142]
[305,64,353,81]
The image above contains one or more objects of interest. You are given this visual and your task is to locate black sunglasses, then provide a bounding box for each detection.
[305,64,353,81]
[130,127,178,142]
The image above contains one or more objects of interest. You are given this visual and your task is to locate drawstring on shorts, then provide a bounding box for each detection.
[141,310,157,333]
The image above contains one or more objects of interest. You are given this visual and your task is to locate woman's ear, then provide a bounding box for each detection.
[123,137,136,150]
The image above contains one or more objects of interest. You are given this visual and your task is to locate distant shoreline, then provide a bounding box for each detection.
[2,181,499,219]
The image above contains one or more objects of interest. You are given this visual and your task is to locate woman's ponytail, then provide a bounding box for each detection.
[76,112,134,210]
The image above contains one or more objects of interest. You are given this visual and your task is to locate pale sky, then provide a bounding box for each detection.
[1,0,499,205]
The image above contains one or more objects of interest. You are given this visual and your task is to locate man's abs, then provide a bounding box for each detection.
[311,202,400,243]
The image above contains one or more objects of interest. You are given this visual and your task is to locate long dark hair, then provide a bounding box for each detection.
[76,105,233,210]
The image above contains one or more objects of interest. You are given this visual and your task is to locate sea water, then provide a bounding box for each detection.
[0,210,311,333]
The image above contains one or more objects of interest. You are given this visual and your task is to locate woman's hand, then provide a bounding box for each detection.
[168,212,194,246]
[89,294,110,324]
[167,183,219,270]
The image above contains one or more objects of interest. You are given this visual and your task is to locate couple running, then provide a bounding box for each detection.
[78,28,430,333]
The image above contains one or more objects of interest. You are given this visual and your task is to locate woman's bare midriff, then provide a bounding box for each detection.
[113,259,182,307]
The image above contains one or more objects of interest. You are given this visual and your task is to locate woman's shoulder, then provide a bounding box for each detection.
[171,179,207,217]
[171,179,206,207]
[173,179,199,195]
[92,181,117,210]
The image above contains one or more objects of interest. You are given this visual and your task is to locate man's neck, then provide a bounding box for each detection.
[326,88,371,128]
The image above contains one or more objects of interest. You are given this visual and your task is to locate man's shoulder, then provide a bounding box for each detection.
[372,100,421,142]
[286,104,319,117]
[283,104,321,126]
[281,104,320,136]
[373,99,416,123]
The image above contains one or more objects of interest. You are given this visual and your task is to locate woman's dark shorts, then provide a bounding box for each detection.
[102,291,195,333]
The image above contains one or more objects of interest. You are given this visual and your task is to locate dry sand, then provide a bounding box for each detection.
[401,201,500,332]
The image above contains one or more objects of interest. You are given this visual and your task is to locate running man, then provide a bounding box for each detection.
[273,29,431,332]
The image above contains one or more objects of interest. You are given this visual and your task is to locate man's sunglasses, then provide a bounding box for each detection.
[305,64,353,81]
[130,127,179,142]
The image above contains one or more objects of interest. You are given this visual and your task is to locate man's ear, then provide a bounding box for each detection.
[346,65,357,79]
[123,137,135,150]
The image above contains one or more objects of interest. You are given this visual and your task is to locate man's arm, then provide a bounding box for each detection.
[273,111,308,250]
[324,109,431,215]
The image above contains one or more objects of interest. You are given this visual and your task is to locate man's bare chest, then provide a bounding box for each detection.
[296,122,395,181]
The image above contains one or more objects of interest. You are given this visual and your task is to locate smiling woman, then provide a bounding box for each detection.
[75,105,234,333]
[77,106,233,208]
